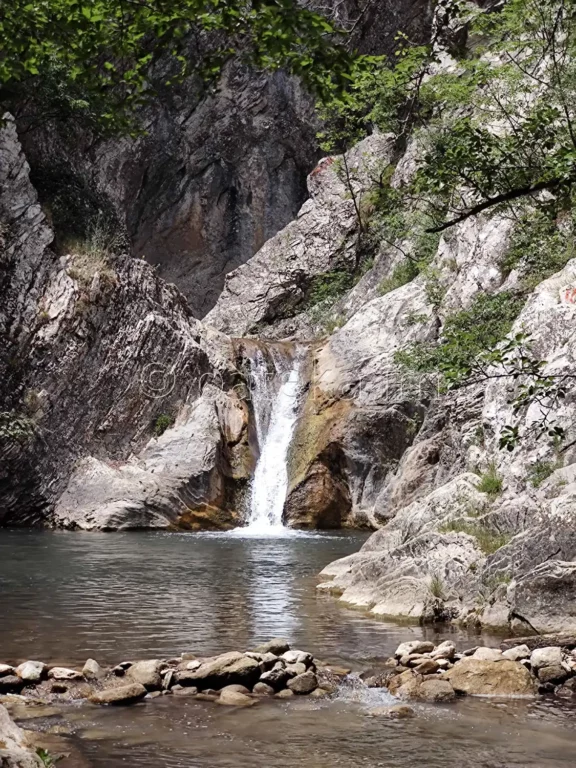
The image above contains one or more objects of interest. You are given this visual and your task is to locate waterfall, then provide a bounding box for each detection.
[244,348,302,532]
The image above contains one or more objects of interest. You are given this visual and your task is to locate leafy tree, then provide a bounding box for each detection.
[0,0,361,133]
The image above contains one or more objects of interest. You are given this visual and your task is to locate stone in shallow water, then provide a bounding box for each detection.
[414,659,440,675]
[530,647,563,671]
[127,660,162,690]
[282,650,312,666]
[368,705,415,719]
[537,665,567,684]
[445,659,535,696]
[253,682,275,696]
[176,652,260,690]
[417,679,456,703]
[0,664,14,678]
[218,689,256,707]
[431,642,456,661]
[471,648,503,662]
[0,676,25,693]
[285,662,307,677]
[275,689,294,699]
[219,684,251,695]
[395,641,434,658]
[287,671,318,695]
[90,683,147,705]
[502,645,531,662]
[48,667,82,681]
[254,639,290,655]
[260,666,290,691]
[173,687,198,697]
[16,661,45,682]
[83,658,104,681]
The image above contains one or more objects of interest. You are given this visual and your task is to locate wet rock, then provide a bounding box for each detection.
[431,642,456,661]
[287,671,318,695]
[502,645,531,662]
[556,684,576,699]
[0,703,43,768]
[436,659,452,670]
[90,683,148,705]
[253,683,275,696]
[368,704,416,719]
[281,650,312,666]
[177,652,260,690]
[324,665,352,676]
[444,659,535,696]
[417,679,456,703]
[387,669,421,695]
[275,689,295,699]
[259,666,291,691]
[48,667,82,681]
[258,653,278,672]
[254,639,290,655]
[162,670,175,690]
[126,660,162,690]
[530,647,563,671]
[471,648,503,662]
[537,665,568,684]
[414,659,440,675]
[0,676,25,693]
[15,662,46,682]
[146,691,162,699]
[219,684,252,695]
[82,659,104,681]
[195,692,219,701]
[173,687,199,697]
[218,689,256,707]
[309,687,329,698]
[185,660,202,672]
[0,664,14,677]
[395,641,435,658]
[285,662,307,677]
[50,683,68,694]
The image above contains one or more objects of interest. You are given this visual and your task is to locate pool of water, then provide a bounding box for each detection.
[1,529,576,768]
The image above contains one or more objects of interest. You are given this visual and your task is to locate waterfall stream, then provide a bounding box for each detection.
[244,348,303,532]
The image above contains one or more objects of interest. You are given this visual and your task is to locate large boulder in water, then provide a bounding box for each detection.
[444,658,535,696]
[175,652,260,690]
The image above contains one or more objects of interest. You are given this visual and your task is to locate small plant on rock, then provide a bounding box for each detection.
[153,414,175,436]
[476,463,503,497]
[528,459,562,488]
[429,573,445,599]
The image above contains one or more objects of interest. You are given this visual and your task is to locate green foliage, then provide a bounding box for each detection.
[306,270,355,307]
[475,463,503,497]
[1,0,362,134]
[153,414,175,437]
[378,259,419,295]
[440,519,510,555]
[395,292,525,387]
[429,573,445,599]
[528,459,561,488]
[37,749,57,767]
[500,208,576,291]
[0,411,35,442]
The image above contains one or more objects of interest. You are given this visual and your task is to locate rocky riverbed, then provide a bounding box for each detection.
[3,634,576,719]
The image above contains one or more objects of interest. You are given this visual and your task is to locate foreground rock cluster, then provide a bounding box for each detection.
[0,640,346,710]
[364,635,576,702]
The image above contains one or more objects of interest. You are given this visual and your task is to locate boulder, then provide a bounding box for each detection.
[502,645,531,662]
[83,659,105,681]
[258,653,278,672]
[285,662,307,677]
[275,689,295,699]
[254,639,290,655]
[287,671,318,694]
[444,659,535,696]
[537,665,568,684]
[90,683,148,705]
[260,666,291,691]
[414,659,440,675]
[126,660,162,690]
[218,689,256,707]
[281,650,312,666]
[310,687,329,698]
[0,676,25,693]
[395,641,435,658]
[176,652,260,690]
[173,686,198,697]
[185,660,202,672]
[48,667,82,681]
[417,679,456,703]
[0,703,43,768]
[471,648,503,662]
[431,641,456,660]
[0,664,14,677]
[387,669,420,695]
[253,682,275,696]
[219,684,251,695]
[368,705,415,719]
[15,661,45,682]
[530,647,563,670]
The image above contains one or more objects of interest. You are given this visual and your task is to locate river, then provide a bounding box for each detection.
[1,529,576,767]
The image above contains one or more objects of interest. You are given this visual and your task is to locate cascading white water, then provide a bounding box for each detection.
[244,348,302,533]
